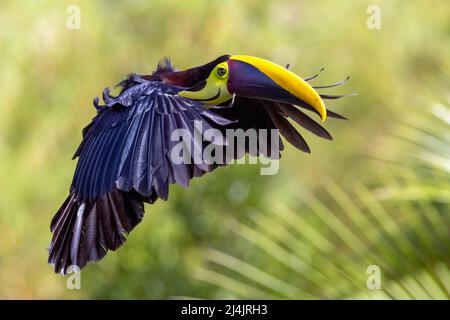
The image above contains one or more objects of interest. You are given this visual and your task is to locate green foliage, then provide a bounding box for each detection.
[196,104,450,299]
[0,0,448,299]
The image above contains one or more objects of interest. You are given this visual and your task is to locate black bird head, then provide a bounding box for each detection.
[177,54,328,122]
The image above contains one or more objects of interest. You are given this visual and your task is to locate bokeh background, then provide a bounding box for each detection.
[0,0,449,299]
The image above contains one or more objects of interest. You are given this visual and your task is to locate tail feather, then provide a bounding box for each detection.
[70,203,85,266]
[48,189,145,274]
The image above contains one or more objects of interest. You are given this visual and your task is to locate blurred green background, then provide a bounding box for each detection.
[0,0,449,299]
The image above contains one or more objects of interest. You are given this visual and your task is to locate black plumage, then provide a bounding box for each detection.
[49,78,231,273]
[49,56,349,274]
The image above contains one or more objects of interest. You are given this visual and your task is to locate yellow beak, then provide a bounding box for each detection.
[228,55,327,122]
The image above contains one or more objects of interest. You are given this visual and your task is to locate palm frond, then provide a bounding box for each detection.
[194,101,450,299]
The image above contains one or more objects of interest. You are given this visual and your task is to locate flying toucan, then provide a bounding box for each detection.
[48,54,351,273]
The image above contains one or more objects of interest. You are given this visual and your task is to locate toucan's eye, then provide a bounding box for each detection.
[217,67,227,77]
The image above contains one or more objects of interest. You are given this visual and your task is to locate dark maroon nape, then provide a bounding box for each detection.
[162,54,231,88]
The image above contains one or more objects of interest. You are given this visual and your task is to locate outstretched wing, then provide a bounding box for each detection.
[72,77,231,201]
[49,76,231,273]
[211,96,345,157]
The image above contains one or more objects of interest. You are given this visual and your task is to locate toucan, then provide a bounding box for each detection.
[48,54,351,273]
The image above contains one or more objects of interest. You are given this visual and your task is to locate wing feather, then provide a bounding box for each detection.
[276,103,332,140]
[72,80,231,201]
[49,78,232,273]
[263,103,311,153]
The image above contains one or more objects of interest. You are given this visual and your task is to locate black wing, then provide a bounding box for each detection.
[73,79,231,200]
[49,77,231,273]
[212,97,344,156]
